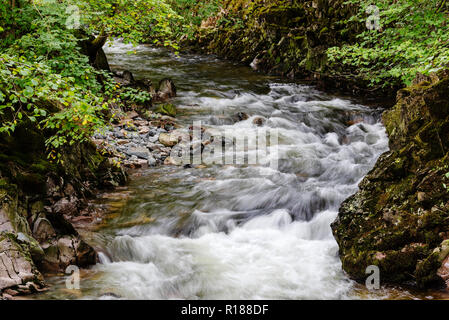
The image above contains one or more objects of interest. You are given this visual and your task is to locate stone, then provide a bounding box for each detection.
[33,218,56,242]
[117,139,130,145]
[159,133,178,147]
[0,235,42,292]
[155,79,176,102]
[233,112,249,122]
[0,209,14,233]
[331,70,449,288]
[125,111,139,120]
[154,104,177,117]
[52,197,79,216]
[138,126,150,135]
[148,156,157,167]
[124,147,152,160]
[40,235,96,273]
[164,157,181,166]
[252,117,266,126]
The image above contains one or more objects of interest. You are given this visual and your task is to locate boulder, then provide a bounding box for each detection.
[232,112,249,123]
[332,70,449,288]
[154,104,177,117]
[0,234,44,293]
[39,235,97,273]
[159,133,179,147]
[124,147,152,160]
[154,79,176,102]
[252,117,266,126]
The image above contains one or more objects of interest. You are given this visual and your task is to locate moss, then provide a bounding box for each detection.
[332,72,449,288]
[154,103,177,117]
[415,252,445,288]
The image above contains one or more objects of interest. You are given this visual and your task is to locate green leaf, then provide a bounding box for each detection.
[23,86,34,98]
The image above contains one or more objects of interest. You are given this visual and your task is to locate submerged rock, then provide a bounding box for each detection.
[332,70,449,288]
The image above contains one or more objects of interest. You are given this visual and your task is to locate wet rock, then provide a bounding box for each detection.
[124,147,152,160]
[332,70,449,288]
[252,117,266,126]
[164,157,182,166]
[154,79,176,102]
[250,57,263,71]
[154,103,177,117]
[39,235,96,273]
[233,112,249,122]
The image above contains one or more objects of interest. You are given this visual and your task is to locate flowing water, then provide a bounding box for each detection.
[33,42,440,300]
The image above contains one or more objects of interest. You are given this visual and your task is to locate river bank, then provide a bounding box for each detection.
[181,0,401,106]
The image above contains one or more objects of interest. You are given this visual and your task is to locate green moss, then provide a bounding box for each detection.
[332,72,449,288]
[154,103,177,117]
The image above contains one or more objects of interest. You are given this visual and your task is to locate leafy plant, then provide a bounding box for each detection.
[327,0,449,87]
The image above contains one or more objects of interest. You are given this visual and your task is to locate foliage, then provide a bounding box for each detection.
[166,0,221,39]
[0,0,187,162]
[327,0,449,87]
[75,0,183,49]
[119,87,152,104]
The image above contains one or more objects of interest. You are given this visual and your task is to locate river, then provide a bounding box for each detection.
[32,42,437,300]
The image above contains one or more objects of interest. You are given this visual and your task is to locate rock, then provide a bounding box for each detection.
[148,155,157,167]
[138,126,150,135]
[0,234,43,292]
[154,79,176,102]
[3,288,18,296]
[250,57,263,71]
[0,209,14,233]
[252,117,266,126]
[125,111,139,120]
[113,129,126,139]
[32,218,56,242]
[163,157,181,166]
[159,133,178,147]
[134,79,155,95]
[332,71,449,288]
[122,70,135,84]
[134,120,149,127]
[233,112,249,122]
[52,197,79,216]
[117,139,130,145]
[124,147,152,160]
[154,104,177,117]
[40,235,96,273]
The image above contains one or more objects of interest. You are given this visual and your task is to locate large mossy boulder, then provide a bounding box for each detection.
[331,70,449,288]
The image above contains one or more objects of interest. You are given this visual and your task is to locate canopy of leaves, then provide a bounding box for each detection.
[327,0,449,87]
[0,0,184,161]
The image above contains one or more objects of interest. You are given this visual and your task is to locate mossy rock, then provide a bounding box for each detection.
[332,71,449,289]
[154,103,177,117]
